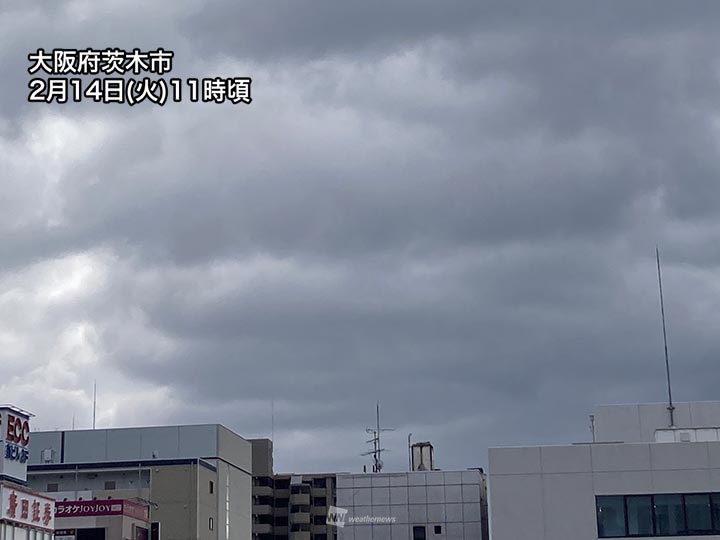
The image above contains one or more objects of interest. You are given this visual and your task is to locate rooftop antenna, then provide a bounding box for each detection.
[656,246,675,427]
[92,380,97,430]
[362,402,394,472]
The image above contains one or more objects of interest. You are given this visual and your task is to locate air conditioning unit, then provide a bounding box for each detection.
[41,448,54,464]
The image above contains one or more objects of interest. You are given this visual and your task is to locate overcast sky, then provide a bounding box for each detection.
[2,1,720,474]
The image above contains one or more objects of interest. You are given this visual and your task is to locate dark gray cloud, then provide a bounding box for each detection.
[1,0,720,474]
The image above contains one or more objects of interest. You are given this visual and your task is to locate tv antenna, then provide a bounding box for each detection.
[362,402,394,473]
[656,246,675,427]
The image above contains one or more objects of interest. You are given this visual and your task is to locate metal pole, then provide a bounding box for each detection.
[92,381,97,430]
[656,246,675,427]
[408,433,412,471]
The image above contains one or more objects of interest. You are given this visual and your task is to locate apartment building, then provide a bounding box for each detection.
[250,439,337,540]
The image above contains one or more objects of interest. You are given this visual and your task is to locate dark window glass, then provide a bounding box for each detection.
[254,476,274,487]
[685,494,712,533]
[314,497,327,507]
[313,535,328,540]
[275,478,291,489]
[627,496,653,536]
[274,516,289,526]
[712,494,720,532]
[275,497,289,508]
[313,515,326,525]
[209,480,214,494]
[597,496,626,538]
[313,478,327,488]
[412,526,427,540]
[654,494,685,535]
[434,525,442,534]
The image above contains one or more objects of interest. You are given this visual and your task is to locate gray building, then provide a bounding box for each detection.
[489,401,720,540]
[335,470,488,540]
[27,424,253,540]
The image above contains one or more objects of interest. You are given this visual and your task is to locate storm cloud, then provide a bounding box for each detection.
[1,0,720,473]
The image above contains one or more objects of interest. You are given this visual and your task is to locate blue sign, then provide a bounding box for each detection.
[5,443,29,464]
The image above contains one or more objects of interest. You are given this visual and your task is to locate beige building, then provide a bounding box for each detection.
[26,424,253,540]
[250,439,338,540]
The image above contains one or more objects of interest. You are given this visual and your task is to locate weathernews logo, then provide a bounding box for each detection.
[327,506,396,528]
[326,506,348,528]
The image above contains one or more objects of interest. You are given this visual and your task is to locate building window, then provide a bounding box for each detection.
[209,517,214,530]
[313,478,327,488]
[413,526,427,540]
[434,525,442,534]
[598,492,720,537]
[275,478,290,489]
[46,483,59,492]
[104,481,116,490]
[209,480,214,494]
[313,497,327,507]
[626,495,653,536]
[254,476,275,488]
[313,535,328,540]
[712,494,720,532]
[685,494,713,534]
[654,494,684,535]
[275,497,289,508]
[597,496,625,538]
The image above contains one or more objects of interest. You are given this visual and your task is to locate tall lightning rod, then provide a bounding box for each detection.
[656,246,675,427]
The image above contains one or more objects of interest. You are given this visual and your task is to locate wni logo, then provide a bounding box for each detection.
[326,506,348,528]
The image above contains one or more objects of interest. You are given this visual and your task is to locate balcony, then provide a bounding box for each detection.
[290,512,310,525]
[253,485,273,497]
[252,523,272,535]
[252,504,273,515]
[290,493,310,505]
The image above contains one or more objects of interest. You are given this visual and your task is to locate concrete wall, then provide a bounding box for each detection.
[336,471,487,540]
[249,439,273,477]
[151,463,200,540]
[211,460,252,540]
[489,441,720,540]
[29,426,221,466]
[594,402,720,443]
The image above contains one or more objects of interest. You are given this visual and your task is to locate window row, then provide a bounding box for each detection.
[597,493,720,537]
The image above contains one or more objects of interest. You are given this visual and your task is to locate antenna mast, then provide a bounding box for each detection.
[362,402,394,472]
[92,380,97,430]
[656,246,675,427]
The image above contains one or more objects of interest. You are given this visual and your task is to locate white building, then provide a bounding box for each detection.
[335,470,488,540]
[489,401,720,540]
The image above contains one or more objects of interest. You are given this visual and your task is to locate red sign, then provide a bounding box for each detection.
[6,414,30,446]
[55,500,149,521]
